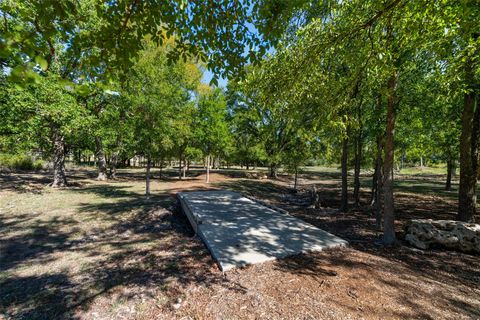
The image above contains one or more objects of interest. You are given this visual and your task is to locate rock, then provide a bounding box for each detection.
[405,219,480,253]
[172,297,183,310]
[245,172,268,180]
[405,233,428,250]
[309,184,320,209]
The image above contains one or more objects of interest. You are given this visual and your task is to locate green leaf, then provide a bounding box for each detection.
[209,77,218,87]
[35,56,49,71]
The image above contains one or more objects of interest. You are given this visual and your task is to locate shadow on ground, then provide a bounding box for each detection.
[0,180,229,320]
[1,169,479,319]
[217,176,479,318]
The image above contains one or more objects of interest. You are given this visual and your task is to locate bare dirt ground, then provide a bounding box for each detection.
[0,167,479,320]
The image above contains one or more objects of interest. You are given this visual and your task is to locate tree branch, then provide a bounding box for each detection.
[33,18,55,71]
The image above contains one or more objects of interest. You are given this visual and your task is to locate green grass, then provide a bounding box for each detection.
[298,164,468,200]
[0,169,192,319]
[0,153,44,171]
[398,164,448,176]
[302,165,341,173]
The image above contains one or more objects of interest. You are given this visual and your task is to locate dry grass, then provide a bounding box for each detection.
[0,167,479,320]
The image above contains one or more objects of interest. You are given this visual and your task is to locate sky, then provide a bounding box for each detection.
[202,69,228,88]
[200,17,272,89]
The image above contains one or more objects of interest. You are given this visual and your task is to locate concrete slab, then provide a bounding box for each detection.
[178,190,348,271]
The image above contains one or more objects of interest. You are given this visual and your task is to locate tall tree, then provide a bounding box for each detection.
[0,75,88,186]
[125,43,194,194]
[195,87,230,183]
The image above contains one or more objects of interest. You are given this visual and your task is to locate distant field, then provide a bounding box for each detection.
[301,164,449,176]
[398,164,448,175]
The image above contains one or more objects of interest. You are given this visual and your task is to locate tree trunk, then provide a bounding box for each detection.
[371,95,383,204]
[95,136,107,181]
[109,151,119,179]
[446,158,453,191]
[206,154,210,183]
[294,166,298,191]
[51,128,67,187]
[340,130,349,212]
[382,72,398,245]
[183,158,186,178]
[146,156,151,196]
[159,156,163,180]
[270,163,278,179]
[375,162,384,231]
[371,133,383,230]
[178,155,183,179]
[371,153,379,205]
[353,127,363,207]
[458,52,479,222]
[76,149,81,164]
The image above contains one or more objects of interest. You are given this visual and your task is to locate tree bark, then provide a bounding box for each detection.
[446,158,454,191]
[371,148,379,205]
[371,132,384,230]
[458,53,479,222]
[270,163,278,179]
[382,72,398,245]
[109,151,119,179]
[206,154,210,183]
[375,154,384,230]
[76,149,81,165]
[178,155,183,179]
[146,156,151,196]
[371,94,383,206]
[353,126,363,207]
[294,166,298,191]
[51,128,67,187]
[159,160,163,180]
[95,136,107,181]
[340,128,349,212]
[183,159,186,178]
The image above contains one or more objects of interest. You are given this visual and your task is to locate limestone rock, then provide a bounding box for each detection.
[405,219,480,253]
[245,172,268,180]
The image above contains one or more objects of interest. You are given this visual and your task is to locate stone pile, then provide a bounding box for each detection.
[405,219,480,253]
[245,172,268,180]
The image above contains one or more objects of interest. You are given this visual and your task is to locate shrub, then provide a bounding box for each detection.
[0,154,44,171]
[33,160,44,170]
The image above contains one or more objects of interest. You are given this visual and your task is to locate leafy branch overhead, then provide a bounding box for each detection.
[0,0,272,83]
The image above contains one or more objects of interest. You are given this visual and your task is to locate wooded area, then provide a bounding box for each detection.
[0,0,479,319]
[2,0,478,241]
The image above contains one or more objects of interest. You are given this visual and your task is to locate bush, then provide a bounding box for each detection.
[0,154,44,171]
